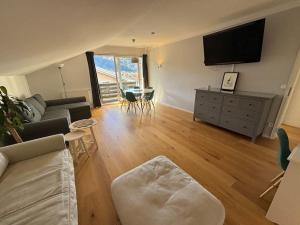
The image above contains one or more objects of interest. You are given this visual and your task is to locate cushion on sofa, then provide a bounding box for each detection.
[33,94,47,109]
[0,153,8,177]
[0,149,77,225]
[25,97,45,115]
[23,100,42,122]
[42,109,71,124]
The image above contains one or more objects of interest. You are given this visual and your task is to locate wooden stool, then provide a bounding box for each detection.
[64,130,89,163]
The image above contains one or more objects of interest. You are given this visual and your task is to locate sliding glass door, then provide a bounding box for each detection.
[116,57,143,90]
[94,55,143,105]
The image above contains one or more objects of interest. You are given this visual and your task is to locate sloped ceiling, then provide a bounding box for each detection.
[0,0,299,76]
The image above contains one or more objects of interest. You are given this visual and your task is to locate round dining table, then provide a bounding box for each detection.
[124,88,154,111]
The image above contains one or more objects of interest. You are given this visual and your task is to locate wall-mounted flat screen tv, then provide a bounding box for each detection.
[203,19,265,66]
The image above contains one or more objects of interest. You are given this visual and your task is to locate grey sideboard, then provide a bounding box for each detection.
[193,88,276,141]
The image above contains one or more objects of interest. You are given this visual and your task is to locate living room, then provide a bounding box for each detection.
[1,1,300,225]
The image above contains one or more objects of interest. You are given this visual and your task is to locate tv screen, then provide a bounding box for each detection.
[203,19,265,65]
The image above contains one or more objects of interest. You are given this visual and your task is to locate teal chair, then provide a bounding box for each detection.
[260,128,291,198]
[125,92,141,113]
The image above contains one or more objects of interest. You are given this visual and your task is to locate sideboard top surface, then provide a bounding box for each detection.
[195,88,276,99]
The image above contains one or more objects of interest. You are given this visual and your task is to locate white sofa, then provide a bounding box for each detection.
[0,135,78,225]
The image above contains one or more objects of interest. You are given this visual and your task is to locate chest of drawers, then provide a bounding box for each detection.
[193,89,275,141]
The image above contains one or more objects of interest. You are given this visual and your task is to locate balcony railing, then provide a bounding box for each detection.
[99,81,138,104]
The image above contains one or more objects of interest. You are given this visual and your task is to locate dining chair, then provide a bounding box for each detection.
[133,86,140,89]
[259,128,291,198]
[143,90,155,110]
[125,92,141,113]
[120,89,127,108]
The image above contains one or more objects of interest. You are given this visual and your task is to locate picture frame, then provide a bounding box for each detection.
[221,72,239,91]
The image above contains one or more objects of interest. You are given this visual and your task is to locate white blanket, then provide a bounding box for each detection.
[112,156,225,225]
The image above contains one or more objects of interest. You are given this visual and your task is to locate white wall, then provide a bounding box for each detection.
[26,54,92,102]
[26,45,145,104]
[0,75,31,98]
[284,67,300,128]
[149,7,300,113]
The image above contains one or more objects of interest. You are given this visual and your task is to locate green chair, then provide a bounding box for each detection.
[125,92,141,113]
[143,90,155,110]
[259,128,291,198]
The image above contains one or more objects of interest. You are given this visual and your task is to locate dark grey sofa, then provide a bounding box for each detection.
[10,94,91,143]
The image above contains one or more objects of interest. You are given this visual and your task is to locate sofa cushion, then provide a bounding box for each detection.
[0,149,77,225]
[23,100,42,122]
[46,102,91,111]
[42,109,71,124]
[25,97,45,115]
[32,94,47,109]
[0,153,8,177]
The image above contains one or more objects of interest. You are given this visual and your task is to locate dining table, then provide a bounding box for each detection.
[124,88,154,111]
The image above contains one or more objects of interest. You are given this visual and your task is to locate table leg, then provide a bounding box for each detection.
[90,127,98,150]
[80,138,89,157]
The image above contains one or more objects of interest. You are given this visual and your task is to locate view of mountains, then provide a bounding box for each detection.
[94,55,138,73]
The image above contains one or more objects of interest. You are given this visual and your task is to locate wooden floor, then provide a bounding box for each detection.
[75,104,300,225]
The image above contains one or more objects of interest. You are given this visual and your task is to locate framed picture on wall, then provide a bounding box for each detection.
[221,72,239,91]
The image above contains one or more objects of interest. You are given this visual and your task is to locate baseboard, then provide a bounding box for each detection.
[160,102,193,114]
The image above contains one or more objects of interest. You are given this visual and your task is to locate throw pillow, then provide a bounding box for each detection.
[33,94,47,108]
[0,153,9,177]
[25,97,45,115]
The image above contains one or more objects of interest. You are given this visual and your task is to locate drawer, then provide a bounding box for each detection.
[239,99,262,111]
[222,105,239,117]
[220,116,255,137]
[238,110,257,122]
[206,103,221,113]
[220,116,237,130]
[196,112,219,125]
[236,121,255,137]
[203,114,219,125]
[223,96,239,107]
[196,92,208,103]
[207,94,223,104]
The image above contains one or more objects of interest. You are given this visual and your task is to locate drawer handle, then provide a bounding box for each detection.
[212,106,216,109]
[249,103,252,106]
[227,110,231,113]
[246,114,249,117]
[229,100,233,103]
[243,126,248,129]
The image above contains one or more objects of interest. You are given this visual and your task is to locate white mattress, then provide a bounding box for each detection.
[112,156,225,225]
[0,149,77,225]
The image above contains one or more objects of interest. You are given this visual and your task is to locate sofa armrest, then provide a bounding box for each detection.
[0,134,66,163]
[46,96,86,106]
[20,118,70,142]
[69,104,92,122]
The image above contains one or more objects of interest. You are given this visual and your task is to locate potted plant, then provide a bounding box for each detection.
[0,86,30,143]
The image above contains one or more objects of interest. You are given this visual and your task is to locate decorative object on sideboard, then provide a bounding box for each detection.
[0,86,31,143]
[221,72,239,91]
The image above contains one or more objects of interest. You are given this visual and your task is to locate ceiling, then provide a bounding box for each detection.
[0,0,299,76]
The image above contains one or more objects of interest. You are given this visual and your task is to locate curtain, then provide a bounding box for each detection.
[142,54,149,88]
[86,51,101,107]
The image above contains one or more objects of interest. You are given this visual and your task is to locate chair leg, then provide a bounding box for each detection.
[259,177,282,198]
[270,171,284,183]
[151,100,155,109]
[127,102,131,112]
[133,102,137,113]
